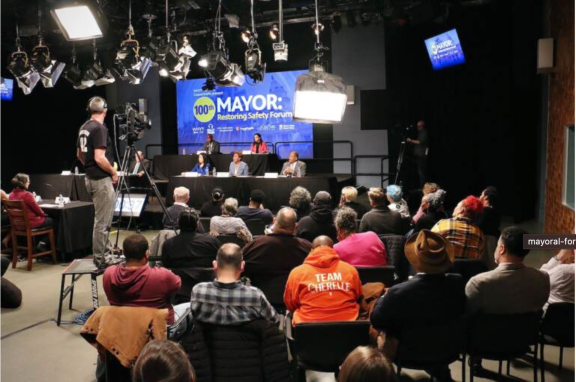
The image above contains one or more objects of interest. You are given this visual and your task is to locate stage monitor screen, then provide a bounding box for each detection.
[424,29,466,70]
[114,193,147,218]
[177,70,313,159]
[1,78,14,101]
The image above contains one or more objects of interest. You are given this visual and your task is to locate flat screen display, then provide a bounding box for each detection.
[1,78,14,101]
[114,194,147,218]
[177,70,313,159]
[424,29,466,70]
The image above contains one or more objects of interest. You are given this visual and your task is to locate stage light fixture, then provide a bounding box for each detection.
[50,3,106,41]
[83,40,115,86]
[272,0,288,62]
[165,36,197,82]
[112,1,151,85]
[241,29,252,44]
[293,0,347,124]
[30,8,65,88]
[269,24,279,40]
[7,29,40,95]
[312,22,324,35]
[64,45,91,89]
[244,0,266,84]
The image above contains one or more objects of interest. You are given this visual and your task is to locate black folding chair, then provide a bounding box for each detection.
[355,266,396,287]
[199,217,211,233]
[540,303,575,382]
[448,259,489,284]
[467,311,542,382]
[244,219,267,236]
[216,234,246,247]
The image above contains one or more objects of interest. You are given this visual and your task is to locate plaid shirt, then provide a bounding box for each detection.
[191,280,278,325]
[431,217,485,259]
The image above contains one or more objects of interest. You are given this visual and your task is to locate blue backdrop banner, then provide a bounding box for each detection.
[177,70,313,158]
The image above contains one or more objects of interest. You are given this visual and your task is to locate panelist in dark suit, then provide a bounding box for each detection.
[129,151,151,177]
[202,134,220,154]
[191,153,211,175]
[281,151,306,177]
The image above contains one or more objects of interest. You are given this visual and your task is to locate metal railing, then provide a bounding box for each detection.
[352,155,394,187]
[145,141,275,158]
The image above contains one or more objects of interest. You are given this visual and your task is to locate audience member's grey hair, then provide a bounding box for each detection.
[276,207,297,230]
[221,197,239,216]
[335,207,358,234]
[173,186,190,202]
[424,189,446,212]
[289,186,312,210]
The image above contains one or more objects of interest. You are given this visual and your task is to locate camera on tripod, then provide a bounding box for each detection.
[115,102,151,144]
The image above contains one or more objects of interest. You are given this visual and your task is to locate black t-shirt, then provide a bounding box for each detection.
[78,120,114,180]
[413,129,429,157]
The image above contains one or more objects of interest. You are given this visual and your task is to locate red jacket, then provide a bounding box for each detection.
[284,245,362,324]
[251,141,269,154]
[9,188,46,228]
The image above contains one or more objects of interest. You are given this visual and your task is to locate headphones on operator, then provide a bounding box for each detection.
[86,96,108,114]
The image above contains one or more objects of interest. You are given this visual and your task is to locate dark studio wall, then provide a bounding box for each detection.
[383,0,544,221]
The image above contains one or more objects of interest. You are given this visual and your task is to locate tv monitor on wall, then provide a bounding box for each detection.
[1,78,14,101]
[424,29,466,70]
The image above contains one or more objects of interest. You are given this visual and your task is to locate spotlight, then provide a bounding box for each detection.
[50,3,106,41]
[200,51,246,87]
[245,48,266,83]
[272,0,288,62]
[166,36,197,82]
[269,24,279,40]
[216,62,245,87]
[241,29,252,44]
[312,22,324,35]
[113,31,151,84]
[273,42,288,62]
[8,50,40,95]
[331,13,342,33]
[30,43,66,88]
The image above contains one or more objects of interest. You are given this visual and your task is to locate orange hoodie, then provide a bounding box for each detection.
[284,246,363,324]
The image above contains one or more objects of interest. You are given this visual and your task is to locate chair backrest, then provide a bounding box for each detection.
[199,217,211,233]
[468,311,542,358]
[2,200,32,234]
[396,317,467,366]
[541,303,575,347]
[293,320,371,372]
[356,266,396,287]
[481,235,498,271]
[171,267,215,304]
[379,234,409,281]
[216,234,246,247]
[448,259,489,284]
[244,220,267,236]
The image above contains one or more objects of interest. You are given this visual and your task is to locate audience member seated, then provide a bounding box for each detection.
[192,153,211,176]
[284,236,362,324]
[412,182,440,224]
[133,340,196,382]
[289,186,312,221]
[228,152,249,177]
[334,207,387,267]
[191,243,277,325]
[338,346,397,382]
[235,189,274,225]
[251,133,269,154]
[162,209,220,269]
[9,173,53,253]
[540,249,575,308]
[466,226,550,315]
[1,255,22,309]
[243,207,312,308]
[210,198,253,242]
[414,189,447,233]
[103,234,181,324]
[336,186,368,219]
[386,185,410,219]
[432,196,485,259]
[360,187,407,235]
[163,186,204,232]
[477,186,501,237]
[281,151,306,177]
[201,188,225,218]
[371,230,465,380]
[297,191,338,243]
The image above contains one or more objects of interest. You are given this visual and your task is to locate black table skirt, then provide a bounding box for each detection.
[166,176,339,212]
[41,200,95,255]
[153,154,280,180]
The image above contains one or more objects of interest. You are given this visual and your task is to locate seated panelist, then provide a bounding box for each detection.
[192,153,211,175]
[281,151,306,177]
[251,133,269,154]
[228,152,249,177]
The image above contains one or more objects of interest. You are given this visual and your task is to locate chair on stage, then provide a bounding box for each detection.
[2,200,57,271]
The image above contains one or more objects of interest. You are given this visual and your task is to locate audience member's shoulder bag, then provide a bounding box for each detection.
[168,308,195,341]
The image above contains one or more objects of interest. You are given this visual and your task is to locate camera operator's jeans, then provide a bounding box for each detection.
[85,177,115,259]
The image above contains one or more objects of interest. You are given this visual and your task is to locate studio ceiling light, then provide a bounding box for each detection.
[8,27,40,95]
[244,0,266,84]
[272,0,288,62]
[112,0,151,85]
[269,24,279,40]
[64,45,92,89]
[30,8,65,88]
[50,3,105,41]
[83,40,115,86]
[293,0,347,124]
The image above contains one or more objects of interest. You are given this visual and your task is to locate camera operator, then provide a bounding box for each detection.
[406,120,429,187]
[77,97,118,264]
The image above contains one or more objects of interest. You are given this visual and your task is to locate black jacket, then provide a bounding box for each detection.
[201,201,224,218]
[370,273,466,338]
[477,206,501,237]
[181,318,292,382]
[414,211,448,233]
[359,205,408,235]
[161,232,220,269]
[296,204,338,243]
[162,204,205,233]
